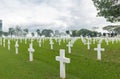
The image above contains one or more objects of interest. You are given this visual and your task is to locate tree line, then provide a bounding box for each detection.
[0,26,101,37]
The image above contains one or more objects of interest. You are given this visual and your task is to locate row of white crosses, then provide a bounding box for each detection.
[0,37,106,79]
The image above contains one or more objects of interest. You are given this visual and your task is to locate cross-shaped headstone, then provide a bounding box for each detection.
[94,44,105,60]
[50,39,54,49]
[86,38,90,50]
[105,38,109,45]
[66,42,72,53]
[15,41,19,54]
[28,43,35,61]
[112,38,114,44]
[39,39,42,47]
[56,49,70,79]
[8,40,10,50]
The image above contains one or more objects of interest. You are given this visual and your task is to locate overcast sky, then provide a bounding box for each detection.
[0,0,119,31]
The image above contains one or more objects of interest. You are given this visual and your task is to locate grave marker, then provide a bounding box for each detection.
[28,43,35,61]
[66,42,72,53]
[15,41,19,54]
[94,44,105,60]
[50,39,54,49]
[56,49,70,79]
[8,40,10,50]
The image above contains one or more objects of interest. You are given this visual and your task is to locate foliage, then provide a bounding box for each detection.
[0,31,2,36]
[92,0,120,22]
[103,25,120,33]
[23,28,29,33]
[66,30,70,35]
[36,29,41,36]
[41,29,53,37]
[15,26,22,36]
[9,27,15,36]
[70,29,99,37]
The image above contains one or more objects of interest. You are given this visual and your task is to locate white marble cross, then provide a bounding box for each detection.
[112,38,114,44]
[39,39,42,47]
[50,39,54,49]
[8,40,10,50]
[56,49,70,79]
[66,42,72,53]
[105,38,109,45]
[94,44,105,60]
[87,39,90,50]
[28,43,35,61]
[15,41,19,54]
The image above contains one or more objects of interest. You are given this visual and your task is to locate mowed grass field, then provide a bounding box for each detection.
[0,38,120,79]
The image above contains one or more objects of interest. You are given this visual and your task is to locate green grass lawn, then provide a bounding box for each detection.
[0,38,120,79]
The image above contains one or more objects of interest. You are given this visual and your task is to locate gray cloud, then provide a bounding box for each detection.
[0,0,118,31]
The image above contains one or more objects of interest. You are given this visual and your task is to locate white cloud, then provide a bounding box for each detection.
[0,0,119,31]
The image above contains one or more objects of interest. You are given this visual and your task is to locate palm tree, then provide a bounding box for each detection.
[9,27,15,37]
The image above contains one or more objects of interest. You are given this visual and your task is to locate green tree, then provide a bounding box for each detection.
[92,0,120,22]
[0,31,2,36]
[9,27,15,37]
[103,25,120,34]
[55,30,60,36]
[23,28,29,36]
[23,28,29,33]
[66,30,70,34]
[31,32,34,36]
[36,29,41,36]
[2,31,9,36]
[78,29,98,37]
[41,29,53,37]
[15,26,22,36]
[114,26,120,34]
[71,30,78,37]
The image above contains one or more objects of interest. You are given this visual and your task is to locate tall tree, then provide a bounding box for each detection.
[9,27,15,37]
[41,29,53,37]
[36,29,41,36]
[23,28,29,33]
[15,26,22,36]
[92,0,120,22]
[23,28,29,36]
